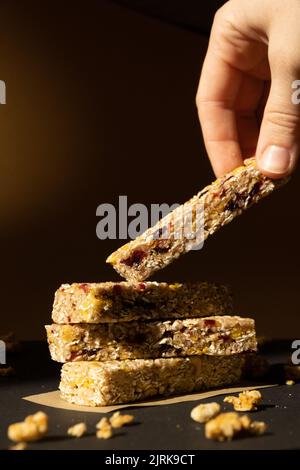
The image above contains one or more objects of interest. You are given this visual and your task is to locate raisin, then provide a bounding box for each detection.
[121,250,146,267]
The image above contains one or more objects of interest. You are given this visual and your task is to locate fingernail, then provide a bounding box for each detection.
[259,145,292,174]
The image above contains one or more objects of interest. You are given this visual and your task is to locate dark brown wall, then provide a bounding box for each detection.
[0,0,299,339]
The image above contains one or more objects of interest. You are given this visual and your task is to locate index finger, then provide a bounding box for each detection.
[196,48,244,177]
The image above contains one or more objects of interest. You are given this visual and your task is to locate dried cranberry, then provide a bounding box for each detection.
[113,284,123,295]
[79,283,90,294]
[69,351,81,361]
[121,250,146,267]
[222,335,231,342]
[204,319,216,327]
[138,282,146,290]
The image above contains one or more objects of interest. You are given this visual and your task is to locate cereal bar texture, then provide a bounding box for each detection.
[51,281,232,324]
[59,354,248,406]
[107,158,287,282]
[46,316,256,362]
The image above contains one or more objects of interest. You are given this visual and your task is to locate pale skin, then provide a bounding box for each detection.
[196,0,300,179]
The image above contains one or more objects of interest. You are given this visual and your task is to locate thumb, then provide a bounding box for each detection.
[256,66,300,179]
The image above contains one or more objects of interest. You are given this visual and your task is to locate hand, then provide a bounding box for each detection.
[196,0,300,179]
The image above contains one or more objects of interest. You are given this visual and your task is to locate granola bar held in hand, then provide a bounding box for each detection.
[46,316,257,362]
[59,354,249,406]
[52,281,232,324]
[107,158,288,282]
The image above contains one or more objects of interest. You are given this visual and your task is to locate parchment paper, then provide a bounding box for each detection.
[23,383,276,414]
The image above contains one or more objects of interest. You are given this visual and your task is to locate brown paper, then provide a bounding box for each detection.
[23,384,276,414]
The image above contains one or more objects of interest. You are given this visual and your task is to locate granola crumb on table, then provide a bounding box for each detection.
[286,380,295,386]
[9,442,27,451]
[67,422,87,438]
[205,412,267,441]
[8,411,48,443]
[190,402,221,423]
[224,390,262,411]
[285,365,300,382]
[96,417,113,439]
[110,411,134,428]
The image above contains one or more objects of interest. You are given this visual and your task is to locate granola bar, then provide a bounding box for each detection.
[59,354,249,406]
[46,316,256,362]
[107,158,288,281]
[52,281,232,323]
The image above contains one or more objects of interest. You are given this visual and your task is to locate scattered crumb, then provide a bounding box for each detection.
[250,420,267,436]
[9,442,27,451]
[110,411,134,429]
[67,422,87,438]
[96,417,113,439]
[286,380,295,386]
[190,402,221,423]
[8,411,48,443]
[224,390,262,411]
[285,365,300,382]
[0,366,15,377]
[205,412,266,441]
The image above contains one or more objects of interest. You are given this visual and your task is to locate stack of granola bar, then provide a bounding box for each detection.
[46,281,257,406]
[46,158,286,406]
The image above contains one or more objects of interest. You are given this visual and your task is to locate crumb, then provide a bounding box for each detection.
[96,417,113,439]
[286,380,295,386]
[190,402,221,423]
[8,411,48,442]
[224,390,262,411]
[285,365,300,382]
[109,411,134,428]
[0,366,15,377]
[9,442,27,451]
[67,422,87,438]
[250,420,267,435]
[205,412,267,441]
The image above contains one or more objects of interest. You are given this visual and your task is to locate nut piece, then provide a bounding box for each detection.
[96,417,113,439]
[190,402,221,423]
[286,380,295,386]
[285,365,300,382]
[8,411,48,443]
[205,412,266,441]
[110,411,134,428]
[67,422,87,438]
[9,442,27,451]
[250,420,267,435]
[224,390,262,411]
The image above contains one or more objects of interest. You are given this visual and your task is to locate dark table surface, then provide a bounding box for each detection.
[0,341,299,450]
